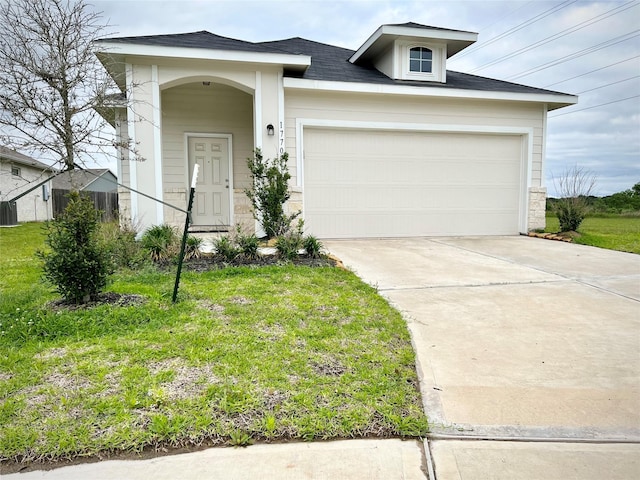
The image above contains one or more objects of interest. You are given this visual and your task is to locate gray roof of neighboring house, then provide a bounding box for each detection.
[0,147,57,172]
[98,28,571,97]
[52,169,116,191]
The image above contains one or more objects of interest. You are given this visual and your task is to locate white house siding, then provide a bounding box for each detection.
[284,89,546,237]
[0,161,52,222]
[160,82,254,228]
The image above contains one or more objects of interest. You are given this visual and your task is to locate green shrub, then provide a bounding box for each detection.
[141,224,178,262]
[213,235,241,262]
[185,235,203,260]
[234,226,260,260]
[98,220,148,270]
[38,191,110,304]
[245,148,300,239]
[275,220,304,261]
[303,235,323,259]
[555,199,589,232]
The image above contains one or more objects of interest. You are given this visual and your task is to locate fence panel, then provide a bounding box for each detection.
[52,190,118,222]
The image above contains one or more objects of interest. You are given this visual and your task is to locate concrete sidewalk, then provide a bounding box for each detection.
[3,439,427,479]
[325,236,640,479]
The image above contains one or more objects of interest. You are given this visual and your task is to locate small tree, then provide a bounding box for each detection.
[0,0,117,171]
[245,149,300,238]
[39,192,110,303]
[552,165,597,232]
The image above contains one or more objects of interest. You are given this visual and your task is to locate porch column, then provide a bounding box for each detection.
[127,64,163,233]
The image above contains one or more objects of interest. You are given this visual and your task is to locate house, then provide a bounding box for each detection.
[52,168,117,193]
[95,22,577,238]
[0,147,56,223]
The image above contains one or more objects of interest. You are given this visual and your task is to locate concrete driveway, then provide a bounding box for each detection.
[324,236,640,479]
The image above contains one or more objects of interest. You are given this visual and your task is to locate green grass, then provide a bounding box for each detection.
[0,223,427,465]
[545,214,640,254]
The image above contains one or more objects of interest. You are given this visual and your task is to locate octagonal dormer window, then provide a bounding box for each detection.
[409,47,432,73]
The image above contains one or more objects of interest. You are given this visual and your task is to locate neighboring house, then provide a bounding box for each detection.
[0,147,56,223]
[95,22,577,238]
[52,168,117,193]
[52,169,118,220]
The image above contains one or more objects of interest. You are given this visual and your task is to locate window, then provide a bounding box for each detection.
[409,47,432,73]
[11,166,21,177]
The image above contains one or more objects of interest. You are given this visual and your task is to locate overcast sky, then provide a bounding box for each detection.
[91,0,640,197]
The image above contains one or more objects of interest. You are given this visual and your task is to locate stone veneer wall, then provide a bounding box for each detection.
[528,186,547,231]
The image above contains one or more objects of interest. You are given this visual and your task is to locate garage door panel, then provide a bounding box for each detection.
[304,129,523,238]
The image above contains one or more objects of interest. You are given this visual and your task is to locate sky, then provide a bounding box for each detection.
[90,0,640,197]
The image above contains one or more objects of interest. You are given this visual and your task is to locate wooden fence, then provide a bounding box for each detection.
[52,189,118,222]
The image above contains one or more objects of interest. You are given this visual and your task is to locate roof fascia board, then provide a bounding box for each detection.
[350,25,477,63]
[94,41,311,69]
[282,77,578,109]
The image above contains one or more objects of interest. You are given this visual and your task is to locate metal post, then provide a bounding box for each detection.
[172,164,199,303]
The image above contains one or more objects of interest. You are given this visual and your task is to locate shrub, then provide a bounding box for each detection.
[141,224,178,262]
[38,191,110,304]
[98,220,148,270]
[245,148,300,238]
[213,235,241,262]
[184,235,203,260]
[232,225,260,260]
[275,220,304,261]
[552,165,597,232]
[303,235,324,259]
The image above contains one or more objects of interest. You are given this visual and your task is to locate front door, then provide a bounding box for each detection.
[188,136,231,226]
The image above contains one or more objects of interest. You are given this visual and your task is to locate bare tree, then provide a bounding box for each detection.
[551,164,598,232]
[0,0,117,172]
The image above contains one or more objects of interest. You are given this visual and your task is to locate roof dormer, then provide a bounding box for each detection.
[349,22,477,83]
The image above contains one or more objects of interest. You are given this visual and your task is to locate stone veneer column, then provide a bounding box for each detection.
[528,186,547,231]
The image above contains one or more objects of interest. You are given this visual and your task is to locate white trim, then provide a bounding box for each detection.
[254,71,262,149]
[151,64,164,224]
[283,77,577,107]
[541,103,548,189]
[125,63,138,222]
[114,109,123,187]
[277,70,285,157]
[349,24,477,64]
[94,41,311,69]
[183,133,234,226]
[296,118,534,234]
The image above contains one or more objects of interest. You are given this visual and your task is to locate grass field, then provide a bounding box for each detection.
[545,214,640,254]
[0,223,427,467]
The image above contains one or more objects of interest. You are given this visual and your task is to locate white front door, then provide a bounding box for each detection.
[188,136,231,226]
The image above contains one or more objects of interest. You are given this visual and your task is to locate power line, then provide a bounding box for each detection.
[576,75,640,94]
[469,0,639,73]
[506,30,640,80]
[450,0,578,61]
[543,55,640,88]
[548,94,640,118]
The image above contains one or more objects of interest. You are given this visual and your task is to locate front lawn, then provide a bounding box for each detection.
[0,223,427,467]
[545,214,640,254]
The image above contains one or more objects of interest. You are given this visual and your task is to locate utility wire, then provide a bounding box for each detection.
[469,0,639,73]
[450,0,578,61]
[576,75,640,94]
[548,94,640,118]
[507,30,640,80]
[543,54,640,88]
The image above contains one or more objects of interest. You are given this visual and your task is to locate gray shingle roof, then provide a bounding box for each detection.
[99,30,293,55]
[99,30,571,97]
[0,147,57,172]
[52,169,113,191]
[261,37,570,96]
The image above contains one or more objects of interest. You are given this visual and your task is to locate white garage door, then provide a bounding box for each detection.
[303,128,524,238]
